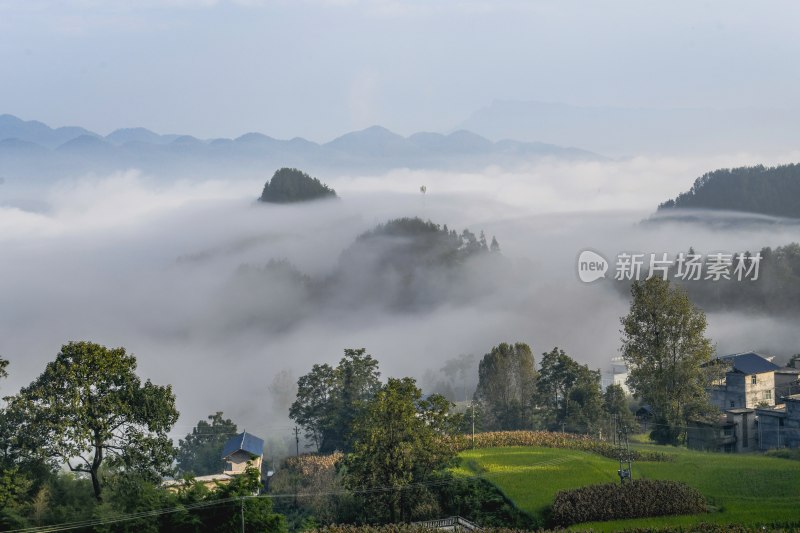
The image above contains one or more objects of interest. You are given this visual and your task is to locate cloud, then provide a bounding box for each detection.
[1,154,798,443]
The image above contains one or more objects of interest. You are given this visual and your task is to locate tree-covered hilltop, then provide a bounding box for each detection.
[331,217,503,311]
[225,218,506,327]
[353,217,500,266]
[259,167,337,203]
[658,163,800,218]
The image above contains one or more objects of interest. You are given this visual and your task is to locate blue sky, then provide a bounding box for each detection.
[1,0,798,141]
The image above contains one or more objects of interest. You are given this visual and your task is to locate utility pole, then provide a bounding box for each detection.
[471,401,475,449]
[294,426,300,457]
[616,419,632,484]
[241,497,245,533]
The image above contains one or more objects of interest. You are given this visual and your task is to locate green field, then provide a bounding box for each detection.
[455,445,800,530]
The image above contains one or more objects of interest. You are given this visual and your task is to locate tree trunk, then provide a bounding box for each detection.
[91,439,104,502]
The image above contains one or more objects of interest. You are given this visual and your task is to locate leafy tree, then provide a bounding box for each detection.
[563,369,604,434]
[259,168,337,203]
[177,412,238,476]
[290,362,337,450]
[537,347,603,433]
[603,384,636,431]
[290,348,381,453]
[0,356,7,382]
[620,278,714,444]
[474,343,537,430]
[344,378,460,523]
[7,341,179,501]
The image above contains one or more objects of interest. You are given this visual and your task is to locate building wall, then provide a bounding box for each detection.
[687,421,735,452]
[785,398,800,448]
[724,372,775,409]
[758,412,786,450]
[224,450,263,474]
[710,387,727,410]
[727,411,756,452]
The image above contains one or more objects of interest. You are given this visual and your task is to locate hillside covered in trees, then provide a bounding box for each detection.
[221,218,507,333]
[658,163,800,218]
[259,167,337,203]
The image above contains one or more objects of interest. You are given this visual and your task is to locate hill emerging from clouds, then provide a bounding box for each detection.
[657,163,800,220]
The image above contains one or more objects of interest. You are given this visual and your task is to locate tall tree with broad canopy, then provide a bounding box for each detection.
[473,342,537,430]
[620,278,714,444]
[537,347,604,433]
[344,377,460,524]
[8,341,179,501]
[176,412,238,476]
[290,348,381,453]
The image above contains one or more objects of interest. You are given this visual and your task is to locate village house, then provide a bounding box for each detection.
[688,352,800,453]
[164,431,265,492]
[221,431,265,475]
[706,352,780,410]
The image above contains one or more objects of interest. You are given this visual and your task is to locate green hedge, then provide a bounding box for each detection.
[550,479,707,526]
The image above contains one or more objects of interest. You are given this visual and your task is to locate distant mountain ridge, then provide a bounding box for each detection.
[0,114,596,156]
[0,114,600,184]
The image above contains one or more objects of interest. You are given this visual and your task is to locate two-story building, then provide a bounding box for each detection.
[706,352,781,410]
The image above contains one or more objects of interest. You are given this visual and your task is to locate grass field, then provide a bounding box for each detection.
[455,444,800,530]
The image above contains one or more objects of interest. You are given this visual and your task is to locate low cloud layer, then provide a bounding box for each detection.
[2,154,799,442]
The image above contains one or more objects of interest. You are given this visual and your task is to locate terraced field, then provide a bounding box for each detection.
[456,445,800,530]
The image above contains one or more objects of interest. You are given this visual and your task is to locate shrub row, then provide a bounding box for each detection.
[448,431,669,462]
[550,479,707,526]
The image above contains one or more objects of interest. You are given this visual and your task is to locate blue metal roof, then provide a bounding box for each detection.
[719,352,781,375]
[221,431,264,459]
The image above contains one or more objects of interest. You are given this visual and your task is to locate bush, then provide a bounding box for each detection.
[448,431,669,462]
[550,479,707,526]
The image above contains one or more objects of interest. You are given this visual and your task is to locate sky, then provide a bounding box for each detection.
[1,0,800,141]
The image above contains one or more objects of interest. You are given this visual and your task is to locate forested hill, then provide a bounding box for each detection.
[658,163,800,219]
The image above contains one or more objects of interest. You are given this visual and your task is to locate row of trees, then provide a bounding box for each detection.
[467,277,715,445]
[472,343,634,436]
